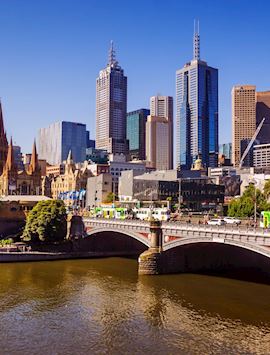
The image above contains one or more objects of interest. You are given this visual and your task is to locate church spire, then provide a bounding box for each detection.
[0,101,8,147]
[193,20,200,61]
[5,137,15,171]
[0,100,8,174]
[29,140,39,173]
[0,100,5,138]
[66,149,73,164]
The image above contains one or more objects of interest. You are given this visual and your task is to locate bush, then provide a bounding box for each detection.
[0,238,13,247]
[22,200,67,243]
[228,185,270,218]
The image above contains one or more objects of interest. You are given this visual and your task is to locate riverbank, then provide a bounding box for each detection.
[0,250,138,262]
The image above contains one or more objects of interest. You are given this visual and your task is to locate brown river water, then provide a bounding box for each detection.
[0,258,270,354]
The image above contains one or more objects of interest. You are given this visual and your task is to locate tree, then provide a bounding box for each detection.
[264,179,270,199]
[104,192,115,204]
[22,200,67,243]
[228,184,270,218]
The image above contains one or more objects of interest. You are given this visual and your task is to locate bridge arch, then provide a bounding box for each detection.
[72,227,150,256]
[163,237,270,259]
[86,227,150,248]
[162,237,270,278]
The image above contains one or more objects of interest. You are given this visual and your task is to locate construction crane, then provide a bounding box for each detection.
[239,117,265,169]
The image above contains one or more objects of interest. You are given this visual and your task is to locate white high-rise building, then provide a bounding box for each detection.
[150,96,173,169]
[96,42,128,155]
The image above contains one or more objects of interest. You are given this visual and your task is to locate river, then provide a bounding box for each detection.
[0,258,270,354]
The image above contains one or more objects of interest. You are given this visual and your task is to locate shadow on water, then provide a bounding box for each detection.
[138,271,270,326]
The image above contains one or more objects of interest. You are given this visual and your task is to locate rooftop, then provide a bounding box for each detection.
[1,195,52,202]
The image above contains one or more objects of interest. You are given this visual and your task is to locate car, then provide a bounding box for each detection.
[223,217,241,225]
[207,218,226,226]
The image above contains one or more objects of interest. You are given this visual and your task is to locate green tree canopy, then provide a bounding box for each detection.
[228,184,270,218]
[264,179,270,199]
[104,192,116,204]
[22,200,67,243]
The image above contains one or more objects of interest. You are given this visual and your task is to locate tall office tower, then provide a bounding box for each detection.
[232,85,256,166]
[150,96,173,169]
[176,23,218,170]
[145,115,169,170]
[38,121,87,165]
[256,91,270,144]
[127,109,150,160]
[96,42,128,155]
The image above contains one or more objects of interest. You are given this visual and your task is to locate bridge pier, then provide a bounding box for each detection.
[138,220,164,275]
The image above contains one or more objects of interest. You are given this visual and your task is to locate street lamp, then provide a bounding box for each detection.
[178,177,182,215]
[249,178,258,224]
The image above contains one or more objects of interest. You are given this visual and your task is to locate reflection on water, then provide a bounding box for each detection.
[1,258,270,354]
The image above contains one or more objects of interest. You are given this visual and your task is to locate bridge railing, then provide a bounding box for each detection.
[162,221,270,238]
[83,217,270,239]
[83,217,150,227]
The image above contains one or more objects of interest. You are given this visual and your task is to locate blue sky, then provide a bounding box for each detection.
[0,0,269,153]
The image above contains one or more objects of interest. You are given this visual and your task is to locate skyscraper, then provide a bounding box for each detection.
[256,91,270,144]
[232,85,256,166]
[38,121,87,165]
[127,109,150,160]
[96,42,128,155]
[145,115,170,170]
[150,96,173,169]
[176,22,218,169]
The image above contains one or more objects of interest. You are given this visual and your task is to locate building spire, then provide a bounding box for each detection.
[5,137,15,171]
[108,40,118,67]
[66,149,73,164]
[29,139,39,173]
[193,19,200,60]
[0,100,5,138]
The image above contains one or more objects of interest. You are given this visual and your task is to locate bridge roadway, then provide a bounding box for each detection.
[83,217,270,258]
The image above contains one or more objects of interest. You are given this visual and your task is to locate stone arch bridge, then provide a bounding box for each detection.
[80,217,270,276]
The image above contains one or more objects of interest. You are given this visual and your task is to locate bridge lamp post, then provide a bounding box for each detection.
[250,179,258,224]
[178,177,182,215]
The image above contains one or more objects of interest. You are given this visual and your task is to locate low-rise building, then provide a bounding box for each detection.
[239,168,270,196]
[46,164,65,177]
[50,151,92,204]
[253,143,270,168]
[108,154,147,196]
[86,173,112,208]
[208,166,237,178]
[87,163,110,177]
[119,170,224,211]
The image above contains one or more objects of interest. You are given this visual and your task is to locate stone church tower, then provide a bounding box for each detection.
[0,102,8,175]
[0,139,42,195]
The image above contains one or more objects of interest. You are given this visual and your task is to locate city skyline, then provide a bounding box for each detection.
[0,0,270,153]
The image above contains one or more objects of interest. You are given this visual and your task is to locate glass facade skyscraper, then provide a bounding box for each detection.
[127,109,150,160]
[219,143,232,161]
[176,25,218,169]
[38,121,86,165]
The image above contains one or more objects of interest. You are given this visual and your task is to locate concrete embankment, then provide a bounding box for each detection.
[0,251,138,263]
